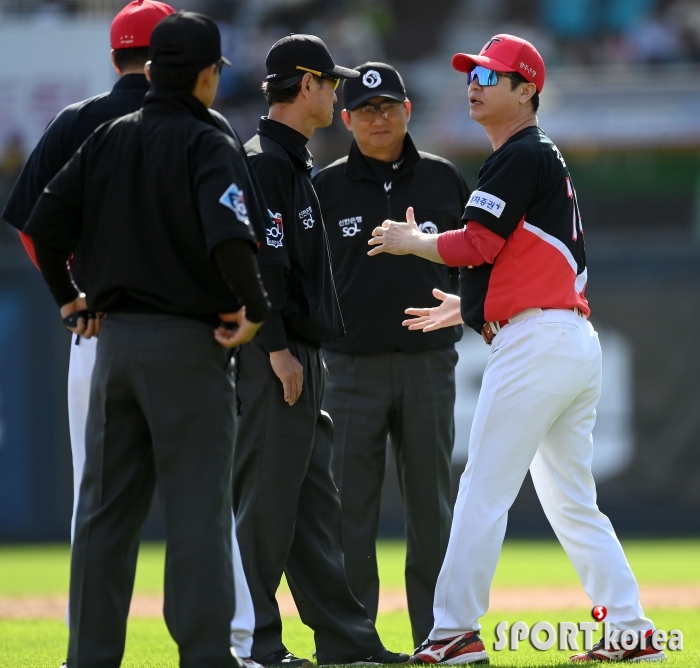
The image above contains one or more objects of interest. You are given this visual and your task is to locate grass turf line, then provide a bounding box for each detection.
[1,540,699,666]
[1,609,697,667]
[1,538,699,596]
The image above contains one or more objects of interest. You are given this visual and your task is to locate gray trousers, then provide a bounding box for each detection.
[232,338,383,663]
[68,314,238,668]
[322,347,458,647]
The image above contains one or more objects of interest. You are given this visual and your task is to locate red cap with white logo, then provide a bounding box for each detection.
[452,34,545,93]
[110,0,175,49]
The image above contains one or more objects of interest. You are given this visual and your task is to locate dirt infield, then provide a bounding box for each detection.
[2,586,699,619]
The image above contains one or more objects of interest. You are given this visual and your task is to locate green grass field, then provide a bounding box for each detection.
[1,539,698,667]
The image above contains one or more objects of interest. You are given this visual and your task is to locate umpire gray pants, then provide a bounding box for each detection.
[322,347,458,647]
[68,314,238,668]
[232,337,383,664]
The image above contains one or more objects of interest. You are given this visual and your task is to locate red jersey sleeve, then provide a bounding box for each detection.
[18,231,40,270]
[437,220,506,267]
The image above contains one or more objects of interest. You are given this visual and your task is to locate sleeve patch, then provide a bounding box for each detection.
[467,190,506,218]
[219,183,250,224]
[266,209,285,248]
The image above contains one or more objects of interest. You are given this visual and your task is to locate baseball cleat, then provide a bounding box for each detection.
[319,647,410,665]
[347,648,411,665]
[241,658,266,668]
[257,650,313,668]
[569,631,667,662]
[410,632,489,664]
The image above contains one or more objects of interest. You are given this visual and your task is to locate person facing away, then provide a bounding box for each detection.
[24,11,271,668]
[2,2,265,664]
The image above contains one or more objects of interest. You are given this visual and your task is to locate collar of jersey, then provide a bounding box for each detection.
[112,73,150,93]
[497,125,544,152]
[258,117,314,173]
[345,132,420,182]
[142,88,220,130]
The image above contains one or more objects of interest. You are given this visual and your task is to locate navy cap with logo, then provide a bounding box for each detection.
[265,34,360,88]
[149,11,232,69]
[343,62,407,111]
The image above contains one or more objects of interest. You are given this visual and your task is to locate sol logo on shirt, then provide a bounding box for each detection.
[266,210,284,248]
[419,221,439,234]
[339,215,363,237]
[298,206,315,230]
[219,183,249,224]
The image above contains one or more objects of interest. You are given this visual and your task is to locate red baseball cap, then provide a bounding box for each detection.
[452,34,546,93]
[110,0,175,49]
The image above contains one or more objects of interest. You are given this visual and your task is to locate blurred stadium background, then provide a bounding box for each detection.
[1,0,700,542]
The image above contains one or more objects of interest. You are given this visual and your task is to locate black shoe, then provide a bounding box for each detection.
[321,648,410,665]
[257,650,313,668]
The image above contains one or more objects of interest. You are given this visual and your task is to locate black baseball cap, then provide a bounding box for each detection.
[265,34,360,87]
[343,62,407,111]
[149,11,232,69]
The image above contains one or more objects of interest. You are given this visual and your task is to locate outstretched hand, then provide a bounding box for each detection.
[367,206,420,256]
[215,307,262,348]
[403,289,463,332]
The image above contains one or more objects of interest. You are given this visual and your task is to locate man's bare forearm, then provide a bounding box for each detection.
[407,232,445,264]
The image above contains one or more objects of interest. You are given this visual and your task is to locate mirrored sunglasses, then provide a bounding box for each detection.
[467,66,500,86]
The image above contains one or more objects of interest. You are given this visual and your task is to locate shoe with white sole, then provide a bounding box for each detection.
[569,631,667,662]
[242,658,266,668]
[410,632,489,665]
[257,650,313,668]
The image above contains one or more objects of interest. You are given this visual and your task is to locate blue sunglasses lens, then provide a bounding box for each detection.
[468,66,498,86]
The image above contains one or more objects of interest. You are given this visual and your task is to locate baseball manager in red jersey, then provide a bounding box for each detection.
[368,35,664,664]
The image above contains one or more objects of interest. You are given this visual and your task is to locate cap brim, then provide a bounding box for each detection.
[329,65,361,79]
[346,90,406,111]
[451,52,517,74]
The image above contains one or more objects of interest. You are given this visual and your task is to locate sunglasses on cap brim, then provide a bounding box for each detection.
[467,65,503,86]
[296,65,341,90]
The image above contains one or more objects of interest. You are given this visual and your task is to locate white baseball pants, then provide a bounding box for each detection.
[430,308,652,638]
[66,333,255,656]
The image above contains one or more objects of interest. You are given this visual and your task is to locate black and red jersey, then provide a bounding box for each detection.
[459,126,589,333]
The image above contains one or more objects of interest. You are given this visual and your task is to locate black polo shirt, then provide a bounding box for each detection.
[24,89,261,319]
[312,133,469,356]
[3,73,266,285]
[3,74,150,234]
[244,117,344,346]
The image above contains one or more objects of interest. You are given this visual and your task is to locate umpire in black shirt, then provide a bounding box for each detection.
[313,62,470,647]
[24,13,269,668]
[234,35,407,667]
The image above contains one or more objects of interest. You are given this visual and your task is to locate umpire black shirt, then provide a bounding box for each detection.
[313,133,469,355]
[24,89,261,320]
[3,74,150,236]
[3,73,266,285]
[245,117,344,349]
